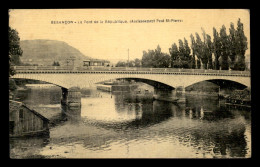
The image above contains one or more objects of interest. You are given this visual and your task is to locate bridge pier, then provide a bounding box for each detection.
[153,88,177,102]
[154,88,174,98]
[175,86,186,103]
[61,87,68,105]
[61,87,81,108]
[153,86,186,103]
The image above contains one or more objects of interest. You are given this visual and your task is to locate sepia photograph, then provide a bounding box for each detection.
[8,9,251,159]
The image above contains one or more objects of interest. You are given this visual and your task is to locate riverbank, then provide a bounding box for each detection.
[225,88,251,107]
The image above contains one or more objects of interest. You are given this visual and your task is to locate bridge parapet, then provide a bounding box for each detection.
[11,67,251,90]
[13,66,250,77]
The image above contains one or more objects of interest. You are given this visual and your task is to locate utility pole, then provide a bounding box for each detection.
[128,48,129,68]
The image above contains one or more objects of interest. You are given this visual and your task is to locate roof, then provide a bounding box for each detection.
[9,100,49,122]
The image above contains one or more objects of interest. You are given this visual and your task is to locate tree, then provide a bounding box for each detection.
[219,25,230,70]
[115,61,127,67]
[142,50,154,67]
[190,34,196,69]
[213,27,221,70]
[128,60,135,67]
[9,27,23,77]
[194,32,205,68]
[142,45,170,68]
[205,34,213,69]
[197,58,201,69]
[178,39,187,68]
[201,28,209,69]
[116,58,141,67]
[234,18,248,71]
[159,53,171,68]
[169,43,180,68]
[134,58,142,67]
[52,61,60,66]
[154,45,162,68]
[229,22,237,70]
[183,38,191,68]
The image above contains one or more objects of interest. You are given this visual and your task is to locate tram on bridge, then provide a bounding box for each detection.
[83,59,110,67]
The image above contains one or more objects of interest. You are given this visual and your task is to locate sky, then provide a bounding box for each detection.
[9,9,250,64]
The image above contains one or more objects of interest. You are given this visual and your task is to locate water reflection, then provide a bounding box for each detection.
[10,87,251,158]
[61,105,82,123]
[81,93,174,131]
[10,137,50,159]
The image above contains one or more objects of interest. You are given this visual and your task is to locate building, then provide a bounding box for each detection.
[83,59,110,67]
[9,100,49,137]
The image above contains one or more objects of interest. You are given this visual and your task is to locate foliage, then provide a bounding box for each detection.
[184,18,247,71]
[9,27,23,77]
[197,59,201,69]
[169,43,180,68]
[169,39,192,69]
[142,45,170,68]
[115,61,127,67]
[205,34,213,69]
[228,22,237,69]
[52,61,60,66]
[134,58,142,67]
[213,27,221,70]
[233,18,247,71]
[115,58,142,67]
[219,25,230,70]
[183,38,192,68]
[200,29,209,69]
[194,32,204,68]
[9,78,17,91]
[190,34,196,69]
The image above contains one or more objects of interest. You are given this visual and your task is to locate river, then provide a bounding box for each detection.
[9,85,251,158]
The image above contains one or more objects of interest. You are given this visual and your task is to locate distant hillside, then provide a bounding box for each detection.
[20,40,92,66]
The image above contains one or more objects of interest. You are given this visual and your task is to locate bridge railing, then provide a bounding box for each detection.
[13,66,250,75]
[14,66,74,70]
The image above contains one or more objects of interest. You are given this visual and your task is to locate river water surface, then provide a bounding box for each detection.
[10,86,251,158]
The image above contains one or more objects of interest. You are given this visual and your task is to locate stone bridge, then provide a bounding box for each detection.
[11,66,251,107]
[11,66,250,89]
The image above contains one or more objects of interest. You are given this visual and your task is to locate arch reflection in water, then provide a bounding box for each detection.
[81,92,175,130]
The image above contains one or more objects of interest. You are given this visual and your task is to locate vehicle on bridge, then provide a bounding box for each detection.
[83,59,110,67]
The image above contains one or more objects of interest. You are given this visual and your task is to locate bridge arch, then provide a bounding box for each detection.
[10,77,68,89]
[112,77,175,90]
[184,78,249,90]
[11,74,71,89]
